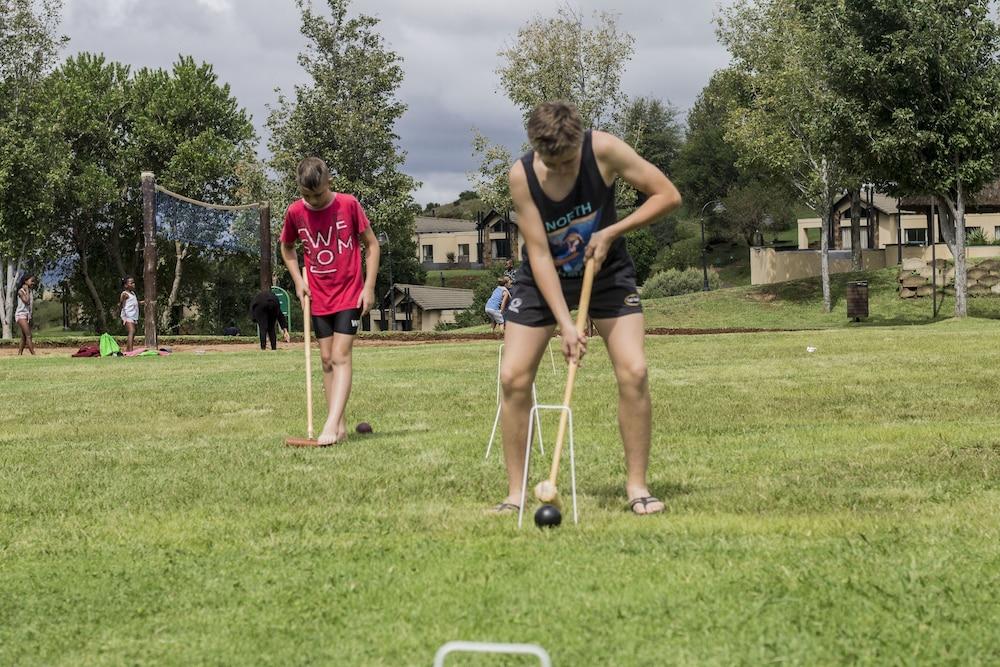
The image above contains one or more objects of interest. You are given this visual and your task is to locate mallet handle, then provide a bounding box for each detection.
[302,267,314,440]
[547,258,596,485]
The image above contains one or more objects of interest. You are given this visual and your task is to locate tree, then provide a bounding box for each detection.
[673,68,748,212]
[130,56,256,329]
[719,0,849,312]
[616,97,683,209]
[0,0,67,339]
[268,0,424,301]
[625,228,657,284]
[46,53,131,331]
[824,0,1000,317]
[673,67,798,247]
[472,6,635,207]
[496,6,635,129]
[469,131,514,213]
[721,181,797,246]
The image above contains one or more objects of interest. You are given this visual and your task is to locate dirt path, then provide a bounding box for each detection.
[0,327,798,358]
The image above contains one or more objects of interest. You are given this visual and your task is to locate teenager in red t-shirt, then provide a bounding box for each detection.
[280,157,381,446]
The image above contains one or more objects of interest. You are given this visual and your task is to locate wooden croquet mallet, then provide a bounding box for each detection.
[534,257,596,504]
[285,267,320,447]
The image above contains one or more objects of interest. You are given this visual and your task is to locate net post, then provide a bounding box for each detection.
[259,202,272,290]
[141,171,157,348]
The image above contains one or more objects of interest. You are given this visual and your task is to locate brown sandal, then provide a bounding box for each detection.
[628,496,665,515]
[486,502,520,515]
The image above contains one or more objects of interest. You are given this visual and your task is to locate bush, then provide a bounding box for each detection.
[642,268,721,298]
[625,228,657,284]
[655,237,703,271]
[968,228,990,246]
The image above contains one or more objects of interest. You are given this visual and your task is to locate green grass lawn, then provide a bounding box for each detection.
[644,266,1000,330]
[425,268,487,290]
[3,320,1000,664]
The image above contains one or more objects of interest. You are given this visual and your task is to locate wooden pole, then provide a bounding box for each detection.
[141,172,157,348]
[259,203,272,290]
[929,202,938,318]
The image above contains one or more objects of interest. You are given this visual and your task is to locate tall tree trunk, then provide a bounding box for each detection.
[818,160,832,313]
[936,189,967,318]
[868,186,879,249]
[820,206,832,313]
[78,248,108,332]
[850,186,862,270]
[2,243,29,339]
[1,255,24,340]
[163,240,189,330]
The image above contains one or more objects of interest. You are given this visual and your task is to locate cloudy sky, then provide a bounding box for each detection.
[61,0,732,205]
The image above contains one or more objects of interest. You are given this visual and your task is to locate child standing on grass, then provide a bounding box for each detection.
[118,276,140,353]
[280,157,380,446]
[15,273,36,356]
[484,276,511,333]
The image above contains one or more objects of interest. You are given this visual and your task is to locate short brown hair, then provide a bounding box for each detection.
[296,157,330,190]
[527,101,584,156]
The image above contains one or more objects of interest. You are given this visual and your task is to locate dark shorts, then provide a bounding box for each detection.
[312,308,361,338]
[504,269,642,328]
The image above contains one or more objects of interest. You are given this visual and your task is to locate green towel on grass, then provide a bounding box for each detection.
[99,333,121,357]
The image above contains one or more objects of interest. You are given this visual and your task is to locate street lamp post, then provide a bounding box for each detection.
[377,232,395,331]
[699,200,725,291]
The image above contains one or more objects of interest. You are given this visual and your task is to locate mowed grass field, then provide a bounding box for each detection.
[3,320,1000,665]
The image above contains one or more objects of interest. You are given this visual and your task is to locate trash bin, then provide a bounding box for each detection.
[846,281,869,321]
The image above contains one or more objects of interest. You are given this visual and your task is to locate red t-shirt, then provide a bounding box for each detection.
[280,194,370,315]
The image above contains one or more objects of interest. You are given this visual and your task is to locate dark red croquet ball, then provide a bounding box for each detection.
[355,422,373,434]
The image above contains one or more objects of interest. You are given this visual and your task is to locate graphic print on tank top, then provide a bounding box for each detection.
[544,202,601,277]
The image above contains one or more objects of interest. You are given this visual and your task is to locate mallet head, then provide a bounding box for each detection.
[534,479,558,503]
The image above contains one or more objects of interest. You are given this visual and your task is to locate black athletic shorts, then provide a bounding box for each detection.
[504,268,642,328]
[312,308,361,338]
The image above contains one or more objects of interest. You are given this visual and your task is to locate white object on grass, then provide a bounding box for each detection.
[434,641,551,667]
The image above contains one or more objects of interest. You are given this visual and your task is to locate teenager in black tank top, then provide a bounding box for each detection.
[491,101,682,518]
[516,130,632,286]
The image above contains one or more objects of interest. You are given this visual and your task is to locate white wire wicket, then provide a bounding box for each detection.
[434,641,552,667]
[518,404,579,529]
[485,344,544,460]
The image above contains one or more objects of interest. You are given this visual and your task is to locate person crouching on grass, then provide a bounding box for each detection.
[280,157,380,446]
[492,101,682,516]
[484,276,512,333]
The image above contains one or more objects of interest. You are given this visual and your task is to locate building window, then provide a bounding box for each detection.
[904,228,927,245]
[841,229,870,249]
[995,226,1000,241]
[457,243,470,258]
[422,245,433,262]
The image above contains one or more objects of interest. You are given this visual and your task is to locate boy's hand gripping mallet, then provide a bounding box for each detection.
[534,257,596,504]
[285,268,321,447]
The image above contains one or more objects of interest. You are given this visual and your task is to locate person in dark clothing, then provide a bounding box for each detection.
[250,291,290,350]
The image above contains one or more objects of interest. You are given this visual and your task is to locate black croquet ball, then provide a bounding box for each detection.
[534,504,562,528]
[356,422,373,434]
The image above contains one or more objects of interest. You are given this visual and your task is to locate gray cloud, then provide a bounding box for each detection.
[60,0,731,205]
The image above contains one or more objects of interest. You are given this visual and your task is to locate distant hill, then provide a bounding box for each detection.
[423,191,490,220]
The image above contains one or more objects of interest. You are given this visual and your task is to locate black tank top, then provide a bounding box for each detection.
[517,130,631,285]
